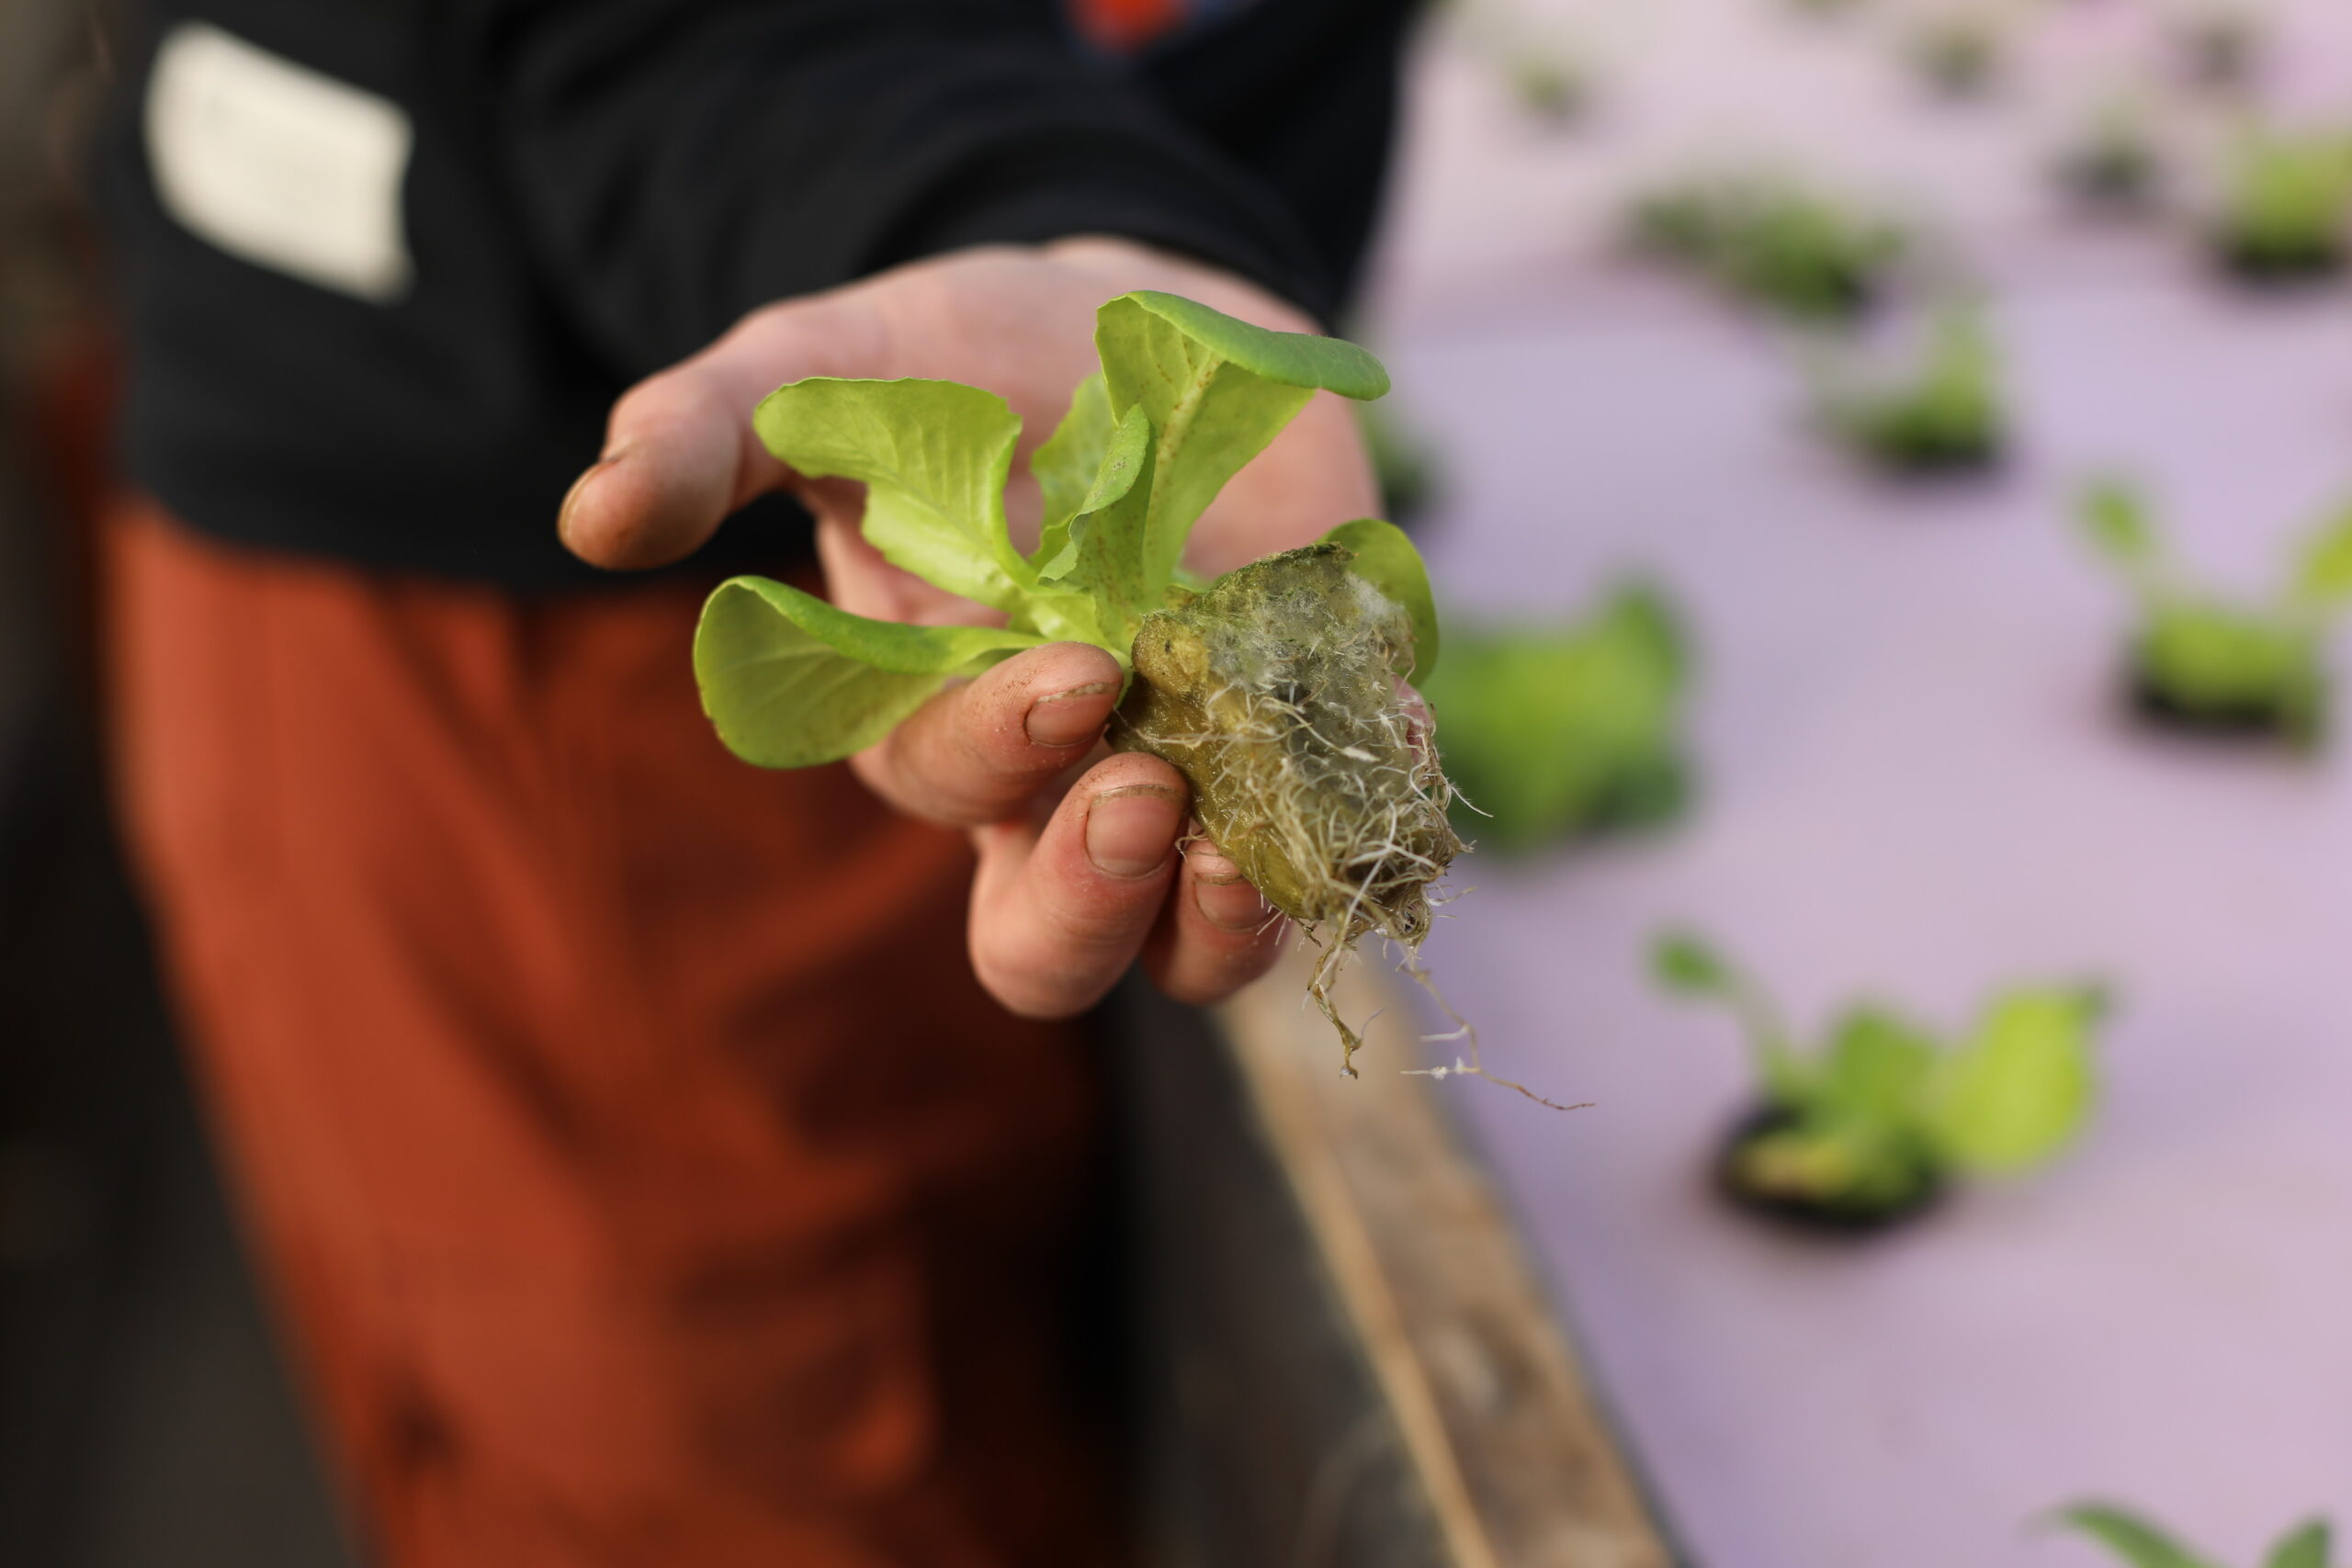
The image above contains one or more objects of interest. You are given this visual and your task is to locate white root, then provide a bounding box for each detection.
[1119,547,1581,1110]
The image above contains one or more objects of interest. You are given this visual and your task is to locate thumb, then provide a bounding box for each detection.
[556,301,860,570]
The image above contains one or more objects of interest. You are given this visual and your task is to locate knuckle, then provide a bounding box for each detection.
[970,925,1110,1021]
[1163,934,1282,1009]
[884,675,1057,829]
[1154,966,1230,1009]
[854,708,995,829]
[1038,882,1155,954]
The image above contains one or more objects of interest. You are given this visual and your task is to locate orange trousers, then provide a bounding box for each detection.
[102,500,1124,1567]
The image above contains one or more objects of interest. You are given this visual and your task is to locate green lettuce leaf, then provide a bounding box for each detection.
[2290,505,2352,615]
[1651,931,1807,1104]
[1321,517,1440,682]
[1057,403,1159,634]
[752,378,1031,610]
[1030,372,1116,578]
[1423,586,1688,852]
[695,576,1042,768]
[1097,290,1390,590]
[1926,987,2103,1174]
[2053,1505,2218,1568]
[1653,931,1736,997]
[2079,479,2165,584]
[2257,1523,2333,1568]
[2267,1521,2334,1568]
[1816,1007,1939,1127]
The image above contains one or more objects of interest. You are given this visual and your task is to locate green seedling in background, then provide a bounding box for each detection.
[1358,400,1445,525]
[2055,102,2165,217]
[2075,479,2352,748]
[694,293,1458,1067]
[1653,932,2105,1231]
[2209,129,2352,281]
[1632,175,1908,322]
[2053,1504,2334,1568]
[1816,303,2004,475]
[1509,51,1592,128]
[1422,585,1691,854]
[1908,10,2004,100]
[2174,6,2263,94]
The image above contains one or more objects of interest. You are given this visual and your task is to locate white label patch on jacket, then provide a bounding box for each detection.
[145,23,414,303]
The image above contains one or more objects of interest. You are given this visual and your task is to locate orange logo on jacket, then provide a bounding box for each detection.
[1070,0,1192,52]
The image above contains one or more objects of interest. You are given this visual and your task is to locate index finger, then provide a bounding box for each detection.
[850,640,1126,828]
[558,299,875,570]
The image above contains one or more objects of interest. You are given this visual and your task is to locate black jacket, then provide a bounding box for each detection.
[96,0,1417,586]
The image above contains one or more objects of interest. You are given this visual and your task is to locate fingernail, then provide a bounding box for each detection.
[1193,855,1273,932]
[556,445,630,545]
[1025,682,1116,749]
[1187,844,1245,886]
[1085,785,1182,878]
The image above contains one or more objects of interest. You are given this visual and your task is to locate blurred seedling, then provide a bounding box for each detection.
[1908,10,2005,100]
[1631,175,1909,322]
[1815,302,2004,475]
[1421,585,1691,855]
[2052,1503,2335,1568]
[2172,6,2264,94]
[1653,932,2105,1233]
[2208,128,2352,281]
[2075,479,2352,748]
[2054,102,2165,217]
[1508,50,1593,128]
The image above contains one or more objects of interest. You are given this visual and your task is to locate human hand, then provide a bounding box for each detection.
[559,237,1383,1017]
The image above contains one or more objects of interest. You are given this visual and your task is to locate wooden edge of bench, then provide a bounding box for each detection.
[1215,944,1677,1568]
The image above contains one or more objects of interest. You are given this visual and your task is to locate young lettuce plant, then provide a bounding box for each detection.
[2208,129,2352,282]
[2075,479,2352,748]
[1907,9,2004,100]
[1419,585,1691,854]
[1632,175,1909,323]
[693,292,1461,1072]
[1815,302,2005,475]
[2055,102,2166,218]
[2174,6,2264,94]
[2054,1504,2334,1568]
[1653,932,2105,1232]
[1508,50,1593,129]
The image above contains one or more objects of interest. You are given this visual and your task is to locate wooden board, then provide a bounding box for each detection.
[1115,946,1673,1568]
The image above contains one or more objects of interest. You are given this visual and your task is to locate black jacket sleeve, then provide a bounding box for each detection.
[464,0,1352,375]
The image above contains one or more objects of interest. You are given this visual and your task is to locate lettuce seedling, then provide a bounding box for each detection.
[1632,175,1908,323]
[1654,932,2105,1231]
[2055,103,2165,217]
[2175,7,2263,93]
[1816,303,2004,475]
[2209,129,2352,281]
[1908,11,2004,100]
[2075,480,2352,747]
[1419,586,1690,854]
[1508,51,1592,128]
[693,292,1460,1070]
[2054,1504,2334,1568]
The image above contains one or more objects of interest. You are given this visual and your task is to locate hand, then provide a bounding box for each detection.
[560,237,1383,1017]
